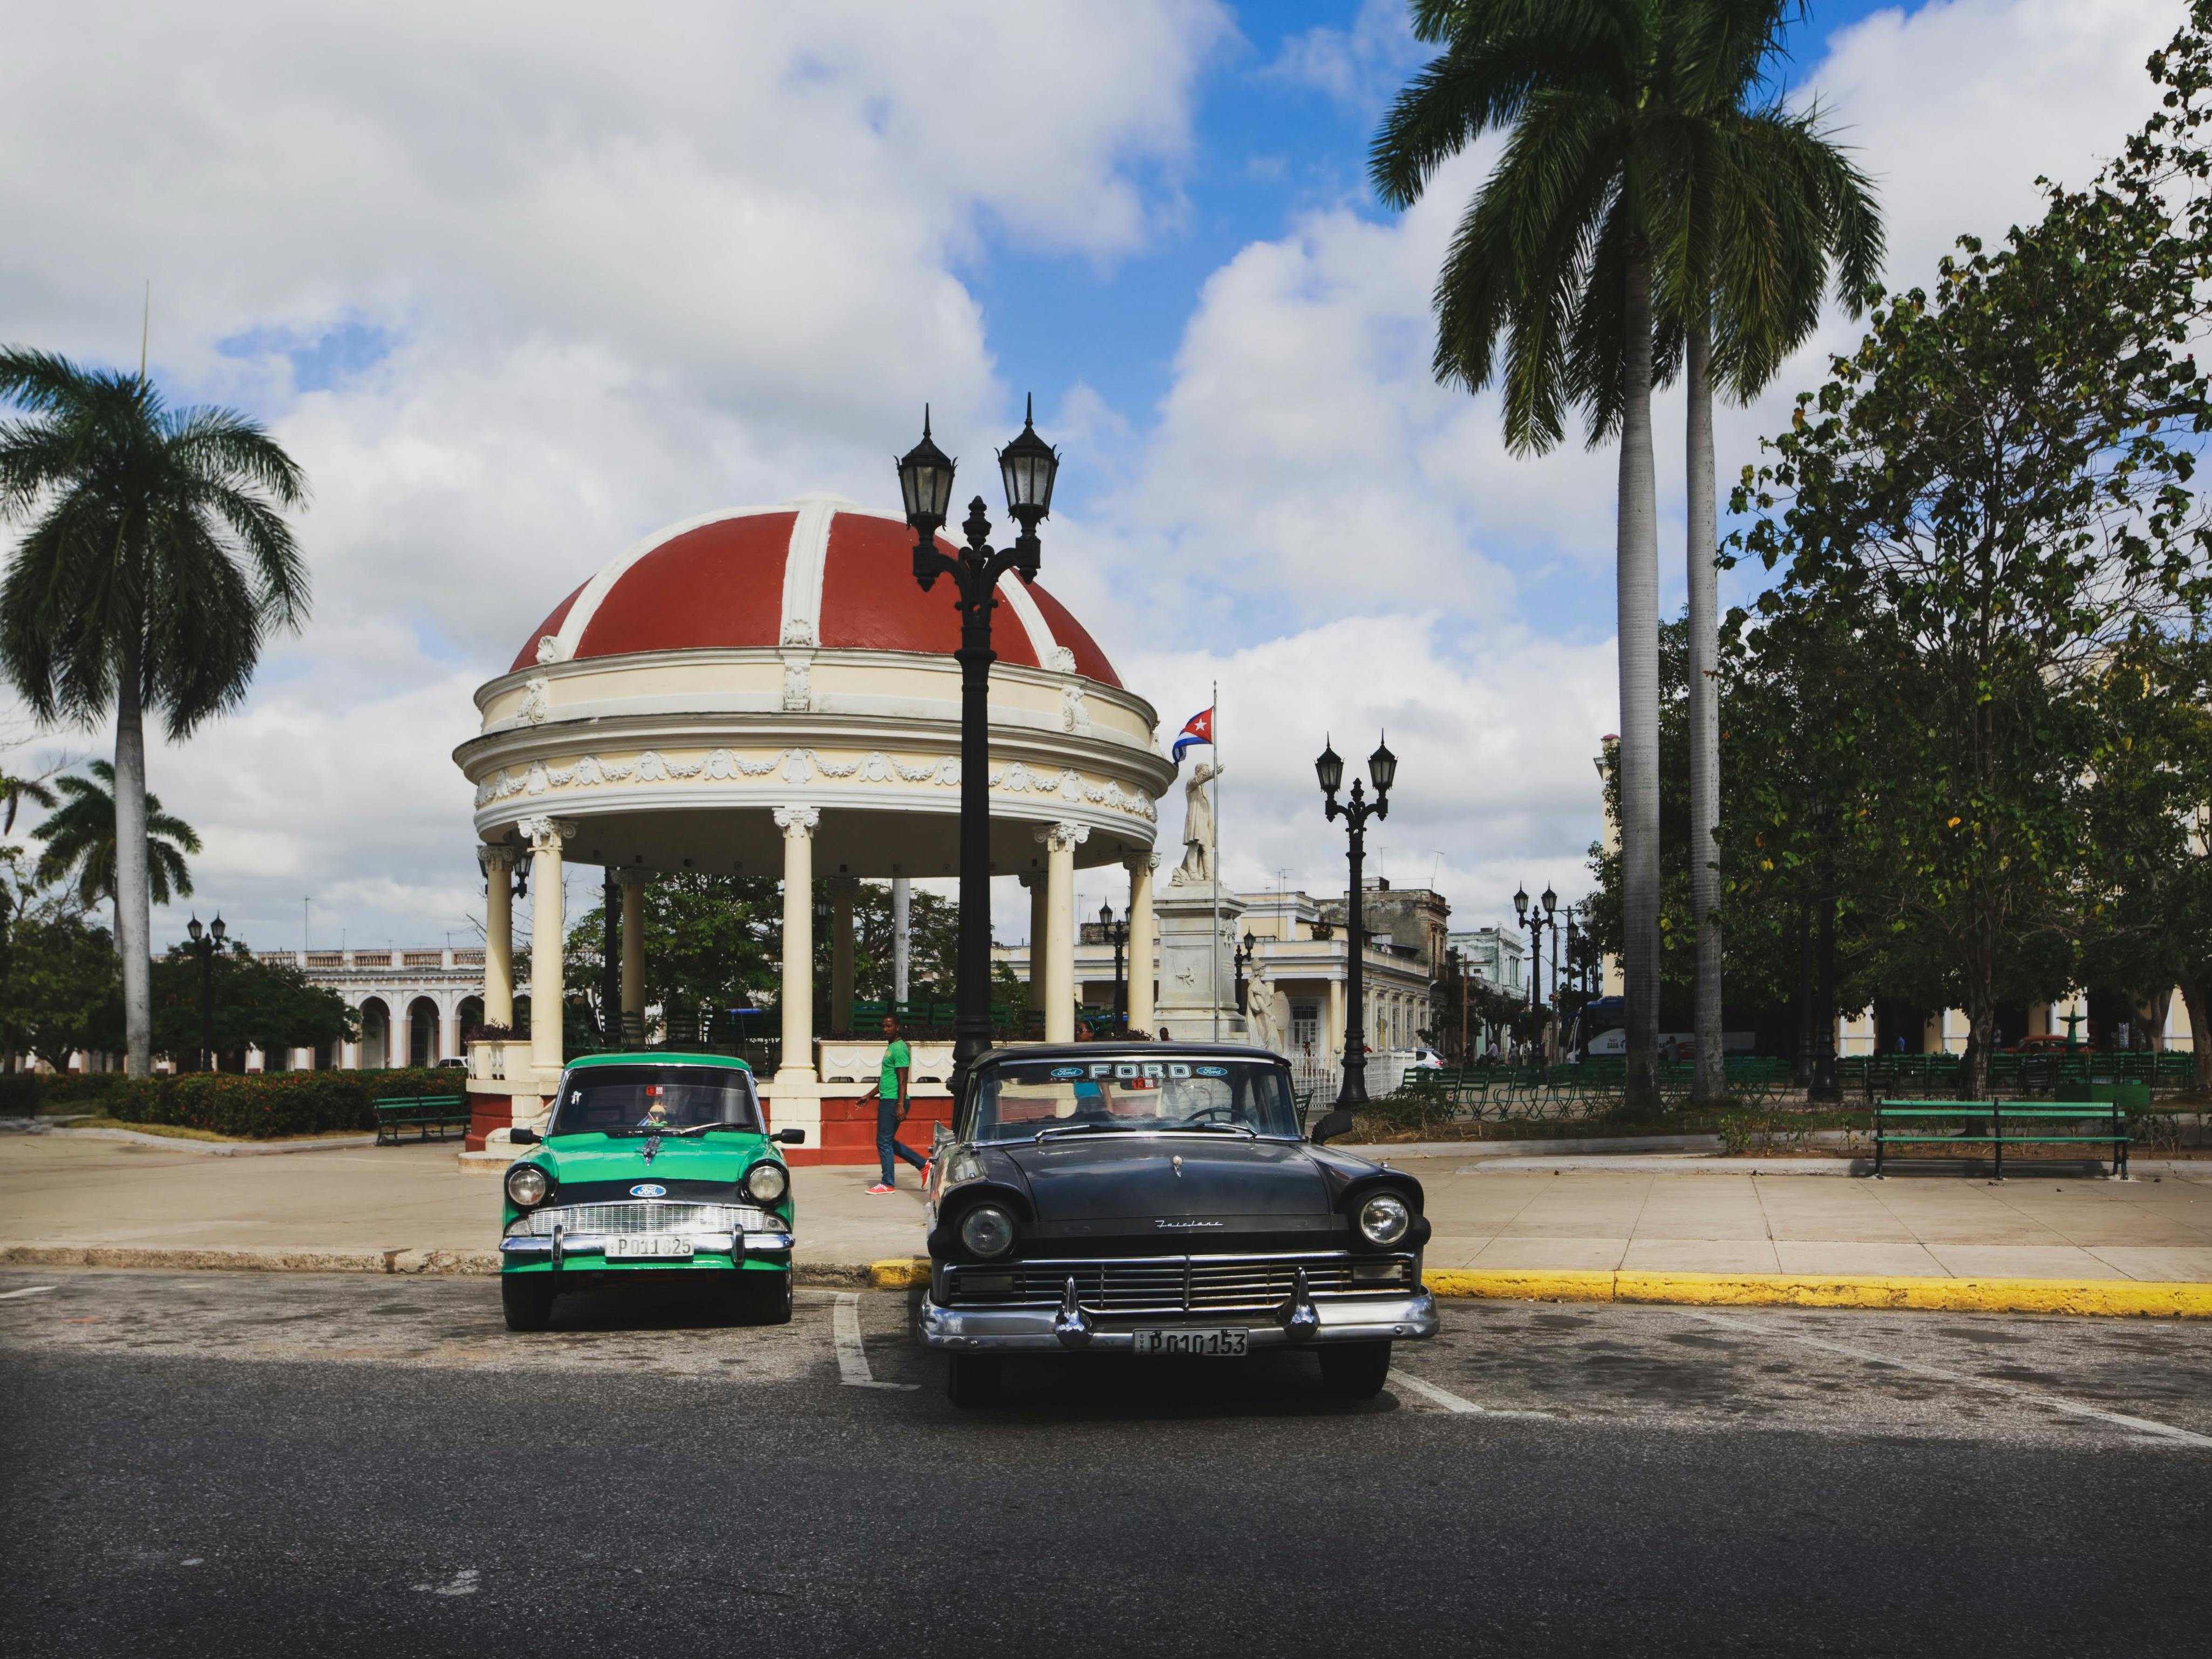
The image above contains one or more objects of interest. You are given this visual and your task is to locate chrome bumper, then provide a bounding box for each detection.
[498,1230,793,1263]
[918,1288,1438,1352]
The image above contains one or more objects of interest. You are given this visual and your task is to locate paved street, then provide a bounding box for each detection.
[3,1269,2207,1657]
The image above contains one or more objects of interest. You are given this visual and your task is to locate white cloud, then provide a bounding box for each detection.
[0,0,2188,962]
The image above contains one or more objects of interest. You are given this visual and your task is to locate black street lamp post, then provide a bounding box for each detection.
[900,400,1059,1082]
[186,913,226,1073]
[1233,929,1256,1016]
[1098,900,1128,1034]
[1318,734,1396,1105]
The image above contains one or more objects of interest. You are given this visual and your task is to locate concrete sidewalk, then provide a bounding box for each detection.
[2,1136,2207,1286]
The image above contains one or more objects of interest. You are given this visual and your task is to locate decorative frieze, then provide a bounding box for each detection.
[472,747,1156,820]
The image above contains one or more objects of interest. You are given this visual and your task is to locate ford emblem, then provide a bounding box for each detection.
[630,1183,667,1198]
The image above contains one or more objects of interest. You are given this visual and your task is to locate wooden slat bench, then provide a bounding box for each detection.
[1874,1100,2129,1178]
[373,1094,469,1146]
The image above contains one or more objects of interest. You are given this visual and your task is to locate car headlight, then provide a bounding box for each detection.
[506,1164,550,1208]
[1357,1192,1411,1246]
[743,1161,788,1205]
[959,1204,1016,1259]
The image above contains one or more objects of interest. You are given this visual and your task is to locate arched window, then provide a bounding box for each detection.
[408,997,441,1068]
[359,998,391,1069]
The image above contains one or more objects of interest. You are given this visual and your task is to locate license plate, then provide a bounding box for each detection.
[1129,1328,1248,1357]
[607,1234,692,1259]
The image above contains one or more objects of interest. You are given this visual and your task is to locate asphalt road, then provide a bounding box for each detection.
[3,1270,2209,1658]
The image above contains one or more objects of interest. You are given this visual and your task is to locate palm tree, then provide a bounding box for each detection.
[31,760,201,916]
[1371,0,1690,1111]
[0,349,307,1077]
[1,770,56,834]
[1653,4,1882,1104]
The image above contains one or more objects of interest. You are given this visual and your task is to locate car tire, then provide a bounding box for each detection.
[1317,1340,1392,1402]
[501,1276,556,1332]
[726,1273,793,1326]
[946,1353,1002,1409]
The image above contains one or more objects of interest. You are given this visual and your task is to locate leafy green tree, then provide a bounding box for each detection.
[29,760,200,920]
[149,938,355,1070]
[0,349,308,1078]
[1,769,54,834]
[0,848,122,1068]
[1730,165,2211,1096]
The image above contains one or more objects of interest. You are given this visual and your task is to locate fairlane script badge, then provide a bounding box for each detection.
[630,1184,668,1198]
[1154,1219,1224,1229]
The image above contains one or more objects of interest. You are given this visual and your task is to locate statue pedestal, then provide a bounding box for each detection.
[1153,886,1248,1043]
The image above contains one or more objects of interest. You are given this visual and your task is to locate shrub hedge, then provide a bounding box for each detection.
[4,1066,463,1138]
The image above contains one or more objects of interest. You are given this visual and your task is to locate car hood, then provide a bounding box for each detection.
[996,1135,1331,1223]
[537,1133,766,1190]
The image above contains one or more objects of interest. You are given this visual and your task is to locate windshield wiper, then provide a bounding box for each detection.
[1170,1121,1258,1138]
[1032,1121,1142,1142]
[664,1123,756,1136]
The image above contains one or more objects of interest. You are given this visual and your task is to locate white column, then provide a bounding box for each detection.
[617,870,646,1026]
[891,875,911,1003]
[829,875,857,1033]
[1038,821,1087,1043]
[1025,872,1050,1011]
[479,844,516,1028]
[520,817,574,1074]
[775,806,819,1084]
[1126,852,1158,1037]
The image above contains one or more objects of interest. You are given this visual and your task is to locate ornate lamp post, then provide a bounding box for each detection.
[185,913,226,1073]
[900,400,1059,1080]
[1318,733,1396,1105]
[1233,929,1256,1016]
[1098,900,1129,1035]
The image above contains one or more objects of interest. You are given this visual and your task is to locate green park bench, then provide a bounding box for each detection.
[373,1094,469,1146]
[1873,1099,2129,1178]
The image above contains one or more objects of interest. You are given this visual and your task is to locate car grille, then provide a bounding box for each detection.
[944,1252,1415,1311]
[505,1202,767,1238]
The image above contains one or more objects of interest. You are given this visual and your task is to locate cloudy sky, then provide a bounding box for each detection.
[0,0,2186,955]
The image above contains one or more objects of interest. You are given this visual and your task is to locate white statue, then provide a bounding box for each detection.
[1170,761,1221,887]
[1245,973,1290,1056]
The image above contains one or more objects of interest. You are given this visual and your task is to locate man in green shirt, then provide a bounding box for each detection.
[867,1012,927,1194]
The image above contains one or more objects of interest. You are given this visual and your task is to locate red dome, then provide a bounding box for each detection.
[511,495,1121,686]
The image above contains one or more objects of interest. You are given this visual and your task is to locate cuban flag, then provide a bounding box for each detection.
[1172,706,1213,765]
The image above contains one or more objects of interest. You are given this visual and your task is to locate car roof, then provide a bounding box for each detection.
[975,1043,1285,1065]
[564,1051,754,1072]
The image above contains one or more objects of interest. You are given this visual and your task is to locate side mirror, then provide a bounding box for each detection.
[775,1127,807,1145]
[1309,1109,1354,1145]
[508,1126,540,1145]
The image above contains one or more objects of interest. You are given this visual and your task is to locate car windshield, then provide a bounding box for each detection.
[548,1065,762,1137]
[968,1055,1301,1143]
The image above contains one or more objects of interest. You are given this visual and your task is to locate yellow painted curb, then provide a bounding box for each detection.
[1426,1266,2212,1318]
[869,1257,929,1291]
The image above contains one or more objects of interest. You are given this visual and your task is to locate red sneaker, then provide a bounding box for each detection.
[867,1182,895,1194]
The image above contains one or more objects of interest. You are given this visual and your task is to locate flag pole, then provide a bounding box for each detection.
[1209,680,1220,1042]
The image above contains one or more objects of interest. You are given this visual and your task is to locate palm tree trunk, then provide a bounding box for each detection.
[113,642,154,1078]
[1686,315,1725,1106]
[1618,241,1663,1116]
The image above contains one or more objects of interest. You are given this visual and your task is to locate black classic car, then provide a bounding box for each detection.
[918,1043,1438,1406]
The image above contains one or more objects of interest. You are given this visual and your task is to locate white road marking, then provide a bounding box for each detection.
[413,1569,479,1596]
[0,1286,56,1301]
[1392,1368,1554,1419]
[1687,1311,2212,1449]
[834,1293,917,1390]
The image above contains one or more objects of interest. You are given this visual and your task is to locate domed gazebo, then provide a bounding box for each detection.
[454,492,1174,1157]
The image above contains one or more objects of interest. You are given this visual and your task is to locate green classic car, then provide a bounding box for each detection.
[497,1052,804,1331]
